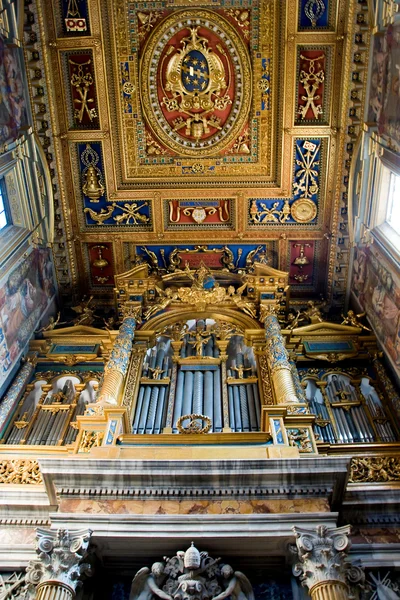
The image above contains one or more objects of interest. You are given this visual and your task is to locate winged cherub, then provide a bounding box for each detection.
[129,562,172,600]
[212,565,254,600]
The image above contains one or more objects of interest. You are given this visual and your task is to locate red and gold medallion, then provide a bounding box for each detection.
[140,10,251,157]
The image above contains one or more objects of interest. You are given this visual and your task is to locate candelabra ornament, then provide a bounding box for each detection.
[130,544,254,600]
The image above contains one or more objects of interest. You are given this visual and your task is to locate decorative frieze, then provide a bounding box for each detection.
[349,456,400,483]
[0,459,42,485]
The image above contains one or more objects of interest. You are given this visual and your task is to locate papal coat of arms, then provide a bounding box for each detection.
[139,10,252,157]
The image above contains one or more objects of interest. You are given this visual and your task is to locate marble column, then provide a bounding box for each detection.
[292,525,351,600]
[96,308,139,405]
[25,528,92,600]
[264,312,299,404]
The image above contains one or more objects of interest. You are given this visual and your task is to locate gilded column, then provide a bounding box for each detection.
[292,525,351,600]
[25,528,92,600]
[264,312,299,404]
[96,307,140,405]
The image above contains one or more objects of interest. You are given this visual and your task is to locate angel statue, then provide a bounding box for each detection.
[129,562,172,600]
[211,565,254,600]
[341,309,371,331]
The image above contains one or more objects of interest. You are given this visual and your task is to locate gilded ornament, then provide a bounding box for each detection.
[290,198,317,222]
[82,165,105,201]
[293,141,320,199]
[79,430,104,452]
[69,58,97,123]
[349,457,400,483]
[113,202,150,225]
[139,11,252,157]
[297,55,325,120]
[84,204,114,224]
[249,199,291,224]
[91,245,109,269]
[0,459,43,484]
[341,310,371,331]
[287,428,313,453]
[303,0,326,28]
[176,413,212,434]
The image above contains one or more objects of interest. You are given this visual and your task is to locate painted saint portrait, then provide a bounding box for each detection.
[0,249,56,388]
[353,247,400,378]
[0,34,28,148]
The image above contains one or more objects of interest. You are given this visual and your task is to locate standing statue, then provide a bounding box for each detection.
[212,565,254,600]
[129,562,172,600]
[188,327,212,357]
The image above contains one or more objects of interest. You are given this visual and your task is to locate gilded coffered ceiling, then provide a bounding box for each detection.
[35,0,370,307]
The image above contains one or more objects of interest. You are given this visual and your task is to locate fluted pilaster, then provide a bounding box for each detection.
[292,525,352,599]
[97,314,137,405]
[264,313,299,404]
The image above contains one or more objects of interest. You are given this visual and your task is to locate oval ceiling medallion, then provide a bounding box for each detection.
[140,10,252,157]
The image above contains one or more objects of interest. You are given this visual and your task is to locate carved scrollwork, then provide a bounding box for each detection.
[349,456,400,483]
[0,459,43,484]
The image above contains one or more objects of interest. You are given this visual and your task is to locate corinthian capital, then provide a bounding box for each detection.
[25,528,92,595]
[292,525,351,592]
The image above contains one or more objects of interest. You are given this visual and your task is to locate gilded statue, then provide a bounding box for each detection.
[231,365,252,379]
[72,296,98,326]
[212,566,254,600]
[302,300,325,323]
[148,366,166,379]
[188,327,212,357]
[227,284,257,319]
[144,287,178,320]
[35,312,67,333]
[341,310,371,331]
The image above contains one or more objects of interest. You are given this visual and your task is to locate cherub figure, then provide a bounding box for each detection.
[341,310,371,331]
[212,565,254,600]
[129,562,172,600]
[303,300,325,323]
[188,327,212,357]
[231,365,252,379]
[148,366,166,380]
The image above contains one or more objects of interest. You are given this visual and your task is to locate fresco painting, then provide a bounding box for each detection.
[0,34,28,148]
[352,246,400,377]
[368,23,400,151]
[0,249,56,389]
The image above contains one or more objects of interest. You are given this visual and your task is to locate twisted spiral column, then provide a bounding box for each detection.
[96,316,137,405]
[264,313,299,404]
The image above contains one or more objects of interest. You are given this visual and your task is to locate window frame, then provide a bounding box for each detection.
[0,177,12,231]
[370,152,400,263]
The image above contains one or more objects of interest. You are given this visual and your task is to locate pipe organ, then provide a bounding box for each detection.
[302,370,397,445]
